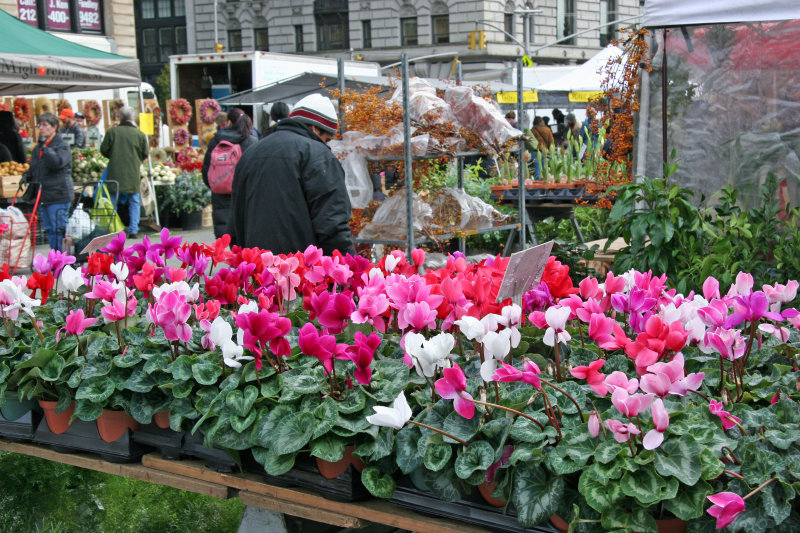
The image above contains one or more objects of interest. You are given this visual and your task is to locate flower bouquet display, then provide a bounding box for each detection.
[0,234,796,530]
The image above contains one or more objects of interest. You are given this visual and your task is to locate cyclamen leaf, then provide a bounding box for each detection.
[512,464,564,527]
[272,411,316,454]
[454,441,495,480]
[654,438,702,486]
[361,466,396,499]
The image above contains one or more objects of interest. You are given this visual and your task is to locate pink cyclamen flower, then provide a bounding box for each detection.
[588,313,630,350]
[311,291,356,334]
[588,412,601,437]
[702,277,721,301]
[758,323,791,342]
[434,363,475,419]
[770,389,781,405]
[611,388,654,417]
[706,492,745,529]
[643,398,669,450]
[605,371,639,394]
[298,322,346,374]
[605,419,641,443]
[101,293,139,324]
[398,300,438,332]
[570,359,607,396]
[492,360,542,389]
[706,327,747,361]
[146,291,191,341]
[709,400,741,431]
[65,309,98,335]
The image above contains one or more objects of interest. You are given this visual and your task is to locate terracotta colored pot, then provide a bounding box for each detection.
[96,410,139,443]
[549,513,570,532]
[38,400,74,435]
[654,518,687,533]
[316,445,365,480]
[153,410,170,429]
[477,481,506,508]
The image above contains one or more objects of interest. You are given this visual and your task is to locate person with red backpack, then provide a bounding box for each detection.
[201,107,257,238]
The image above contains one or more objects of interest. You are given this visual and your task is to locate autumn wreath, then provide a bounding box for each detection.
[13,98,30,122]
[173,127,190,145]
[170,99,192,125]
[199,99,221,124]
[83,100,102,126]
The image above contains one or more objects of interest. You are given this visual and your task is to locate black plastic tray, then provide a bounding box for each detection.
[33,418,151,463]
[0,410,41,442]
[388,478,559,533]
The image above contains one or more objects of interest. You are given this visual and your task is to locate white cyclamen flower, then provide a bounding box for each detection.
[366,391,413,430]
[405,331,455,378]
[60,265,85,292]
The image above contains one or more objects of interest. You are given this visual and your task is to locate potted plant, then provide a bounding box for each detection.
[159,170,210,230]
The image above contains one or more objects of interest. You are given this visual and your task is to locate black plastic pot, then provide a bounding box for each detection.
[180,209,203,231]
[388,476,559,533]
[242,451,368,502]
[33,417,151,463]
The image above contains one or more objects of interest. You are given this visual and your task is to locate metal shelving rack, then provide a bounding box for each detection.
[350,55,533,259]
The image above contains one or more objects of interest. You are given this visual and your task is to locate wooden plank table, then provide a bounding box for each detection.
[0,438,493,533]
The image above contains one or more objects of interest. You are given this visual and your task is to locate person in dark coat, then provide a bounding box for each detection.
[202,107,257,238]
[0,110,26,163]
[22,113,73,250]
[259,101,290,138]
[227,93,355,256]
[100,106,149,238]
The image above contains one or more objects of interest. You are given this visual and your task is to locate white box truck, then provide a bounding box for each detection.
[168,51,381,130]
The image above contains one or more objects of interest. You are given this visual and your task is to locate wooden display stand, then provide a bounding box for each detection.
[165,99,192,150]
[194,99,219,147]
[141,98,161,148]
[103,99,124,131]
[0,438,490,533]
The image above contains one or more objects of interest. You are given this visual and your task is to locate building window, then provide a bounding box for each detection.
[174,0,185,17]
[362,20,372,48]
[141,28,159,64]
[557,0,576,45]
[431,15,449,44]
[157,0,171,18]
[400,17,418,46]
[600,0,617,46]
[228,30,242,52]
[316,15,349,50]
[295,25,304,52]
[141,0,156,19]
[255,28,269,51]
[504,13,514,42]
[175,26,187,54]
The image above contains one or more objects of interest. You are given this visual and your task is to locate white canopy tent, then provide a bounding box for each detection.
[536,45,624,93]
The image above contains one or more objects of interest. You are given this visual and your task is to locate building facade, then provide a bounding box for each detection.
[0,0,137,57]
[185,0,641,78]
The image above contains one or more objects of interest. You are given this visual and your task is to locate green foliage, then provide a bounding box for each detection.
[605,167,800,292]
[0,452,242,532]
[158,170,211,216]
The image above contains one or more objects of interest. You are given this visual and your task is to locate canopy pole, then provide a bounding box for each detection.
[138,85,160,228]
[517,57,527,250]
[661,28,669,176]
[402,54,414,260]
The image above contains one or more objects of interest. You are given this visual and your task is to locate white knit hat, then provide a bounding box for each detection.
[289,94,339,134]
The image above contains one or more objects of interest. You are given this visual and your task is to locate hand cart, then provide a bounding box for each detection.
[59,179,120,263]
[0,181,41,274]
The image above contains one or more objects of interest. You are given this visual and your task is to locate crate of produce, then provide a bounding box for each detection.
[1,175,25,198]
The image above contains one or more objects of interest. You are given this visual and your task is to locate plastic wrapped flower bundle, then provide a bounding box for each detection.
[0,236,797,533]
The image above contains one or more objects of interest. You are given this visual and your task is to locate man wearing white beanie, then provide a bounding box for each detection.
[227,93,355,255]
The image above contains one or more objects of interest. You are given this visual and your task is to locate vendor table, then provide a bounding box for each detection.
[0,438,506,533]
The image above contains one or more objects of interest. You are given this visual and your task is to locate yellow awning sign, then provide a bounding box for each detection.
[496,91,538,104]
[139,113,154,135]
[568,91,604,103]
[522,55,534,67]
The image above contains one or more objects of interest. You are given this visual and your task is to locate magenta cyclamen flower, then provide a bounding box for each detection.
[235,309,292,358]
[709,400,741,431]
[346,331,381,385]
[706,492,745,529]
[298,322,346,374]
[398,301,438,332]
[311,291,355,334]
[434,363,475,419]
[492,360,542,389]
[723,290,782,328]
[65,309,98,335]
[605,419,641,443]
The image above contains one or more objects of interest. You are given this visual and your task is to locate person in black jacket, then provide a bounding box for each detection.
[0,111,26,164]
[22,113,73,251]
[227,94,354,255]
[202,107,257,238]
[260,101,290,138]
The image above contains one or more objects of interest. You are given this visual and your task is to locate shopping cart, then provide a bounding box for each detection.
[0,181,41,274]
[59,180,120,263]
